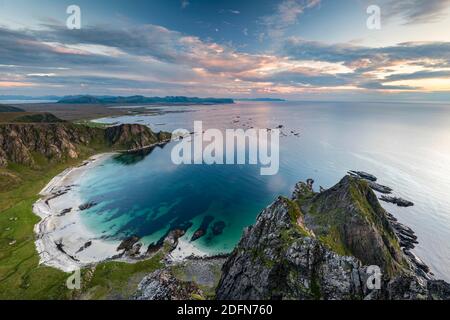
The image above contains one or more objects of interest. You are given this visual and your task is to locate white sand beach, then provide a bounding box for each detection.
[33,153,121,272]
[33,152,210,272]
[168,237,208,262]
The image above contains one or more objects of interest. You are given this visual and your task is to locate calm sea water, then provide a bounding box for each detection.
[79,101,450,281]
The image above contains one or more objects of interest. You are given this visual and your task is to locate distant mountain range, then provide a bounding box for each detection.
[0,95,61,101]
[235,98,286,102]
[0,95,287,104]
[57,95,234,105]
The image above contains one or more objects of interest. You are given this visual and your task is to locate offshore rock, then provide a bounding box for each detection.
[380,195,414,207]
[348,170,377,181]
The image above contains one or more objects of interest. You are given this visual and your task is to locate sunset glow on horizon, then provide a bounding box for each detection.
[1,0,450,101]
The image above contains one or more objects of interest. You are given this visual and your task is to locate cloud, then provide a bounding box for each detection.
[0,27,118,68]
[30,23,272,74]
[1,19,450,96]
[260,0,321,38]
[181,0,190,9]
[383,0,450,24]
[359,81,418,90]
[283,37,450,90]
[284,37,450,68]
[220,9,240,15]
[384,70,450,81]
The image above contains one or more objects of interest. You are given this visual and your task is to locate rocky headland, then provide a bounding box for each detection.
[0,121,171,167]
[215,175,450,300]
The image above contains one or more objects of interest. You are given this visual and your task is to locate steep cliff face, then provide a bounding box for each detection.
[215,196,365,300]
[104,124,171,150]
[0,123,100,167]
[216,176,450,300]
[297,176,406,276]
[0,122,171,167]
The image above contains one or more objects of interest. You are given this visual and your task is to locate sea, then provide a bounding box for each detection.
[74,101,450,281]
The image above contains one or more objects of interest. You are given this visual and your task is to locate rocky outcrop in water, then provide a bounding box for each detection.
[216,176,450,300]
[367,181,393,194]
[349,170,413,206]
[117,235,140,253]
[348,170,377,181]
[0,120,171,167]
[191,216,214,242]
[380,195,414,207]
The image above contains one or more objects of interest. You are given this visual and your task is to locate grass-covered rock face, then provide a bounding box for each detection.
[216,176,449,300]
[12,113,66,123]
[0,118,171,169]
[216,194,366,300]
[297,175,406,277]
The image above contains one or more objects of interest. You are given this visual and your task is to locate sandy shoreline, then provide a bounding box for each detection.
[32,153,210,272]
[33,153,121,272]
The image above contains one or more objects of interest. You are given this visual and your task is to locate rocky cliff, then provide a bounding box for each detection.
[216,176,450,300]
[0,122,171,167]
[104,123,171,150]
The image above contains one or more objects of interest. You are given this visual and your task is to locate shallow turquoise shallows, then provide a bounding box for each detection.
[79,101,450,281]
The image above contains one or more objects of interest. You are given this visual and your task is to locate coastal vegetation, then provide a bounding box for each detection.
[0,113,171,299]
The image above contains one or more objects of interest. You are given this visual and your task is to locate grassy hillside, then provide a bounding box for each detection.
[0,105,24,113]
[0,120,169,299]
[13,113,66,123]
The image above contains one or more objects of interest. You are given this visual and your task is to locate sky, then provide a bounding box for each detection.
[1,0,450,101]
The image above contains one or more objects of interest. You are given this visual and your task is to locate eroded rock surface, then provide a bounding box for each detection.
[134,269,203,300]
[0,121,170,167]
[216,176,450,300]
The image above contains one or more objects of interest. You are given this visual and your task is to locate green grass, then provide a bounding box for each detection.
[73,120,111,128]
[77,253,164,300]
[0,145,165,300]
[318,226,351,257]
[0,160,81,299]
[284,198,312,238]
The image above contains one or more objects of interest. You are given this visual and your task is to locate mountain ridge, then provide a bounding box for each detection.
[57,95,234,105]
[0,120,171,168]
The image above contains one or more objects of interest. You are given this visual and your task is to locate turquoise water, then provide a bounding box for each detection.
[80,101,450,281]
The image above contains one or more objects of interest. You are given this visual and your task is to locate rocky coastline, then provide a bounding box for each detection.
[129,173,450,300]
[214,175,450,300]
[26,127,449,300]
